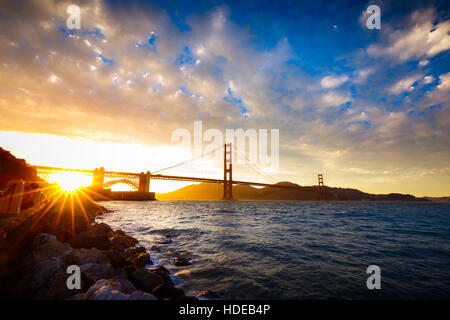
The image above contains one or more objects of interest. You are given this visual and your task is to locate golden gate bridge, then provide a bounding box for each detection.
[33,143,323,200]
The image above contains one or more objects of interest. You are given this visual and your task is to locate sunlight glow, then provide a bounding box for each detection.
[47,172,91,193]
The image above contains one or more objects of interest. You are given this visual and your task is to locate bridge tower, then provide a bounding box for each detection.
[318,173,324,187]
[223,143,233,200]
[92,167,105,190]
[139,171,151,192]
[318,173,325,200]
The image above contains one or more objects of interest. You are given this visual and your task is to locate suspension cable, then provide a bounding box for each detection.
[153,144,224,174]
[233,144,278,184]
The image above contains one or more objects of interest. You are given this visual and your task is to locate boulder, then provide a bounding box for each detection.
[110,277,136,294]
[93,223,114,236]
[174,257,190,266]
[31,233,73,263]
[127,268,167,293]
[72,230,110,250]
[110,234,139,250]
[32,233,56,248]
[151,283,185,300]
[148,265,172,285]
[70,247,111,266]
[105,249,127,268]
[126,246,146,256]
[197,290,221,299]
[81,279,157,300]
[29,256,77,299]
[80,263,114,285]
[127,252,151,268]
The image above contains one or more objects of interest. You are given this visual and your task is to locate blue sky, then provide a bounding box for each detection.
[0,0,449,195]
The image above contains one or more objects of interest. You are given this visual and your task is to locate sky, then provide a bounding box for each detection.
[0,0,449,196]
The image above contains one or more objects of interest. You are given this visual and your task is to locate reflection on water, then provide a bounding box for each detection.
[99,201,450,299]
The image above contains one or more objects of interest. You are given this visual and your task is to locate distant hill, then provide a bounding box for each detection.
[423,197,450,202]
[156,181,429,201]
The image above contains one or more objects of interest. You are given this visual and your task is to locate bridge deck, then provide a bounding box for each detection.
[33,165,300,189]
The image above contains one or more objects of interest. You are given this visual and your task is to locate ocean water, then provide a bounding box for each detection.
[98,201,450,299]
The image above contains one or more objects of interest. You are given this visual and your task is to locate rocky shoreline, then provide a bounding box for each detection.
[0,192,198,300]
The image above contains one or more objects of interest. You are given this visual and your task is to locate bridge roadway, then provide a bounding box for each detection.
[32,165,296,189]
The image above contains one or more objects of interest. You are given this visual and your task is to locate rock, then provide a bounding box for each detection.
[32,233,56,248]
[174,257,190,266]
[110,234,139,250]
[111,277,136,294]
[124,264,136,276]
[113,268,127,278]
[80,263,114,285]
[178,295,198,301]
[127,252,151,268]
[29,256,76,299]
[128,291,158,300]
[31,233,73,263]
[72,230,110,250]
[67,293,85,300]
[105,249,127,268]
[126,246,146,256]
[197,290,221,299]
[82,279,156,300]
[148,265,172,285]
[113,229,126,237]
[70,247,111,266]
[127,268,167,293]
[151,283,185,300]
[93,223,114,236]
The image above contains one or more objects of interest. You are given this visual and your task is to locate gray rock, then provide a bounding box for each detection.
[80,263,114,285]
[82,279,157,300]
[127,268,166,293]
[151,283,185,300]
[70,247,111,266]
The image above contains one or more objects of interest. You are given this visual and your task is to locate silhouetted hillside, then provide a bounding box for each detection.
[156,181,429,201]
[0,148,43,190]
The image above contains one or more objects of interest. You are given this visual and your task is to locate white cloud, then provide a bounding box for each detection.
[320,75,349,88]
[389,74,421,95]
[437,72,450,91]
[423,75,434,84]
[367,9,450,62]
[418,59,429,67]
[354,68,374,84]
[321,92,350,107]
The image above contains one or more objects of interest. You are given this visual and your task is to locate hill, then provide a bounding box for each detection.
[156,181,429,201]
[0,148,43,190]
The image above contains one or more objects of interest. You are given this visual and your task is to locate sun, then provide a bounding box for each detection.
[49,172,90,193]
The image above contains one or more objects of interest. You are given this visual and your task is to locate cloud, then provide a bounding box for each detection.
[321,92,350,107]
[423,75,434,84]
[367,9,450,62]
[320,75,349,88]
[418,59,429,67]
[353,68,374,84]
[389,74,422,95]
[0,0,449,196]
[437,72,450,91]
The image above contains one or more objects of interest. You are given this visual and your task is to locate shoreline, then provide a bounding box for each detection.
[0,192,202,300]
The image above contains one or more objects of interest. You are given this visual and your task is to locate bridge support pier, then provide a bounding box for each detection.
[92,167,105,190]
[139,171,151,192]
[223,143,233,200]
